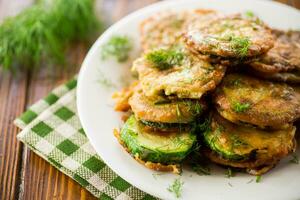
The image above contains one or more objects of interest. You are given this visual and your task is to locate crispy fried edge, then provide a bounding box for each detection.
[113,129,181,174]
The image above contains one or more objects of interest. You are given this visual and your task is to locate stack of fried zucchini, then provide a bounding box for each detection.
[113,9,300,175]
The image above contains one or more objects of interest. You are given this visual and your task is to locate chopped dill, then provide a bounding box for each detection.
[232,102,251,113]
[152,173,163,180]
[245,10,255,18]
[101,35,132,62]
[289,154,299,164]
[230,36,250,57]
[221,34,250,57]
[197,118,211,133]
[192,163,211,176]
[230,134,248,149]
[230,78,242,87]
[225,168,235,178]
[228,182,233,187]
[97,71,116,88]
[194,102,203,115]
[167,178,184,198]
[146,48,184,70]
[256,175,262,183]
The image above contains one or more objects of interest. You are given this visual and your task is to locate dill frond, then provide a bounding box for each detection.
[0,0,100,70]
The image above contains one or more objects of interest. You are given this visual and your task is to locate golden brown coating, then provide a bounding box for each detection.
[140,9,216,51]
[204,112,296,164]
[249,70,300,84]
[129,87,207,124]
[184,14,274,60]
[112,81,139,112]
[204,150,279,176]
[250,30,300,74]
[214,73,300,129]
[132,46,226,99]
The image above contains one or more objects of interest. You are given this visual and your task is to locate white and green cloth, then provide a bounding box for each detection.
[14,78,157,200]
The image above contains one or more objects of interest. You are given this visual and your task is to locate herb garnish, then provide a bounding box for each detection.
[221,34,250,57]
[168,178,184,198]
[192,163,211,175]
[256,175,262,183]
[230,36,250,57]
[230,134,248,149]
[98,70,116,89]
[0,0,100,70]
[245,11,255,18]
[146,48,184,70]
[101,35,132,62]
[232,102,251,113]
[225,168,235,178]
[289,154,299,164]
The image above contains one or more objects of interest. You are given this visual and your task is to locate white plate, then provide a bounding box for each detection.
[77,1,300,199]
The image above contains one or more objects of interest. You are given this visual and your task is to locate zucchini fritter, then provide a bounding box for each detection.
[203,112,296,175]
[214,73,300,129]
[129,87,207,124]
[140,9,216,51]
[250,30,300,74]
[249,30,300,83]
[184,14,274,61]
[132,46,226,99]
[119,115,196,164]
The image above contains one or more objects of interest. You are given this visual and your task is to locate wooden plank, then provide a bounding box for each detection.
[19,44,96,200]
[0,0,33,199]
[0,70,28,200]
[20,1,159,199]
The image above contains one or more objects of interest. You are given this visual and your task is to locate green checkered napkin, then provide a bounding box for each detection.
[14,79,157,200]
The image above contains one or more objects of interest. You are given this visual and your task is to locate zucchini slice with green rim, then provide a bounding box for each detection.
[203,112,296,162]
[120,115,197,164]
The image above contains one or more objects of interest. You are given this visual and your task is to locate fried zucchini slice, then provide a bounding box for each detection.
[132,46,226,99]
[140,9,216,51]
[250,30,300,74]
[120,115,196,164]
[204,150,280,176]
[184,14,274,60]
[129,88,207,124]
[214,73,300,129]
[203,112,296,164]
[249,68,300,84]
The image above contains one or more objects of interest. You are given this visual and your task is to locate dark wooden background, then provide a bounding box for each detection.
[0,0,299,199]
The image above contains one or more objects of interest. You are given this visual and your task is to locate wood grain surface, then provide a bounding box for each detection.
[0,0,298,199]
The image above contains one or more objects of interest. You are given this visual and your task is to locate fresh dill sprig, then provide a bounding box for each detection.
[289,154,299,164]
[232,102,251,113]
[256,175,262,183]
[101,35,132,62]
[167,178,184,198]
[192,163,211,176]
[244,10,255,18]
[146,48,184,70]
[0,0,100,71]
[231,36,250,57]
[230,134,248,149]
[97,70,116,89]
[225,168,235,178]
[221,34,250,57]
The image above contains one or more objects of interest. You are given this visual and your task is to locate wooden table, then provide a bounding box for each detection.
[0,0,299,199]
